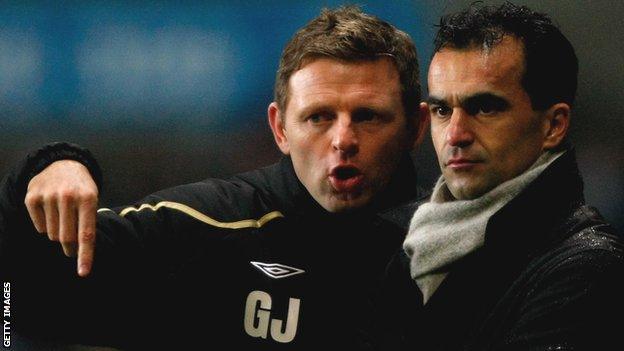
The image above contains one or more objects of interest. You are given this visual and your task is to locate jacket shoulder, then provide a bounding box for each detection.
[379,189,430,231]
[523,206,624,300]
[552,206,623,263]
[112,164,283,226]
[496,208,624,349]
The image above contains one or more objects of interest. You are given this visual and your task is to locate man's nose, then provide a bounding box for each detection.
[446,109,474,148]
[331,116,359,157]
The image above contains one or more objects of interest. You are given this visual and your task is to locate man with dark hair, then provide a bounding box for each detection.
[0,6,427,350]
[379,3,623,350]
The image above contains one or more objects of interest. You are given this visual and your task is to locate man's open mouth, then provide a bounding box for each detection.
[333,166,361,179]
[329,166,364,192]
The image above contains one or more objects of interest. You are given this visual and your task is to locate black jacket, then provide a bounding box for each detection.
[0,143,421,350]
[378,150,624,350]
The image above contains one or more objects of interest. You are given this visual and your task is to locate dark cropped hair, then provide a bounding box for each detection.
[434,2,578,110]
[275,5,421,118]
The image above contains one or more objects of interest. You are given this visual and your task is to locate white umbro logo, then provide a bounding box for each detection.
[250,261,305,279]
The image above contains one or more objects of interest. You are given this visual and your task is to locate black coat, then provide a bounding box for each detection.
[378,150,624,350]
[0,142,421,350]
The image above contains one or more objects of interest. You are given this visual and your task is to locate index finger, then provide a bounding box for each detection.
[77,201,97,277]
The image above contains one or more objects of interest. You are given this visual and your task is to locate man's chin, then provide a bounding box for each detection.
[321,193,369,213]
[447,180,490,200]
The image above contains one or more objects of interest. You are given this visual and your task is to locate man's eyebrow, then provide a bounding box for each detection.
[426,92,509,108]
[426,96,447,105]
[463,92,510,107]
[296,103,332,117]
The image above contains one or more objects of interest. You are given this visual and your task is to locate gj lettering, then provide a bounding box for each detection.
[243,290,300,343]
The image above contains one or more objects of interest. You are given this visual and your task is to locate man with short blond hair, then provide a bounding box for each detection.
[0,6,427,350]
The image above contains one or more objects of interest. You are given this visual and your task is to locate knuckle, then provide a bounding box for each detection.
[81,191,99,205]
[41,192,57,204]
[79,230,96,243]
[24,192,41,207]
[58,189,77,203]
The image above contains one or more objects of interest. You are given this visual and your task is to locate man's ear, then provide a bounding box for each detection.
[410,102,431,150]
[268,102,290,155]
[541,102,570,150]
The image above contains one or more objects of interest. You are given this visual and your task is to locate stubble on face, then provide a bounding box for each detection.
[428,37,548,200]
[280,57,412,212]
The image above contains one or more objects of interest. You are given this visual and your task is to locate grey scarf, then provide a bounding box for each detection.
[403,150,564,304]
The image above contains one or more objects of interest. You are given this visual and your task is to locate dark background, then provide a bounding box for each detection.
[1,0,622,232]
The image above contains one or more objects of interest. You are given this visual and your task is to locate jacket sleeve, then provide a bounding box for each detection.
[0,143,239,348]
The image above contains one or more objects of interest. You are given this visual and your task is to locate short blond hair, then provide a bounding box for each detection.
[275,6,421,118]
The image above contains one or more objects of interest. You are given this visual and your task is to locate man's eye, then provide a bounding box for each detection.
[476,104,496,115]
[306,113,333,124]
[430,105,452,118]
[464,104,498,116]
[307,114,321,123]
[307,114,325,123]
[466,98,509,116]
[353,110,378,122]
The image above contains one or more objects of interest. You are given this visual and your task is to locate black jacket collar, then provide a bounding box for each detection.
[484,148,587,260]
[254,154,421,220]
